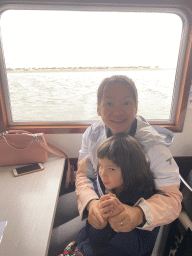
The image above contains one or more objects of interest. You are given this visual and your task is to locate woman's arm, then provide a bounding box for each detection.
[75,158,98,217]
[135,144,182,230]
[135,184,182,230]
[75,158,107,228]
[106,183,182,232]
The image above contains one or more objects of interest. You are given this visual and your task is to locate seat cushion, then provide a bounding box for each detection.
[181,170,192,221]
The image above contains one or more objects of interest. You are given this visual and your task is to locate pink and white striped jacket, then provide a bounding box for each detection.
[75,116,182,230]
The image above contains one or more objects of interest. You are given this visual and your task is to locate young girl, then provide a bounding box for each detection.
[77,133,163,256]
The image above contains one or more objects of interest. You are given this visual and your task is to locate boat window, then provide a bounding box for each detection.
[0,8,189,132]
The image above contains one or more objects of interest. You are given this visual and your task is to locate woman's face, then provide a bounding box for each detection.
[97,83,137,134]
[98,157,123,194]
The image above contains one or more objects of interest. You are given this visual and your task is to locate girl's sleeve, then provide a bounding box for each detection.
[135,144,183,230]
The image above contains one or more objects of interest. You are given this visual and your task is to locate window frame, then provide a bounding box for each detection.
[0,3,192,133]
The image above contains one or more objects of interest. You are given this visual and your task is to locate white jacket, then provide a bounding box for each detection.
[76,116,182,230]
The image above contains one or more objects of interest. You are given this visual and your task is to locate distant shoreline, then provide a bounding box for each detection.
[6,67,174,73]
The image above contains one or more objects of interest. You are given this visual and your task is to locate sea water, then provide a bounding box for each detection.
[7,69,175,122]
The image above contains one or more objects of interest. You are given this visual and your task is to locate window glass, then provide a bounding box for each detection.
[0,10,182,123]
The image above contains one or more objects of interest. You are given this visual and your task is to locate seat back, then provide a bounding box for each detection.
[150,224,170,256]
[181,170,192,221]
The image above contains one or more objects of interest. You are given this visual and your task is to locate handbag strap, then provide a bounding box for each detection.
[3,130,31,135]
[2,135,36,150]
[39,141,72,189]
[40,141,68,158]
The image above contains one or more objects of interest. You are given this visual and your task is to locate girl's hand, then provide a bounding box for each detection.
[99,194,113,219]
[108,205,144,233]
[99,193,124,219]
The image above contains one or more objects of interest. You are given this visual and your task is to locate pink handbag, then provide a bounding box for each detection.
[0,130,71,188]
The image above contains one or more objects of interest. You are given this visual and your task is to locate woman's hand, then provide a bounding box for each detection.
[87,199,108,229]
[99,194,144,232]
[108,204,144,233]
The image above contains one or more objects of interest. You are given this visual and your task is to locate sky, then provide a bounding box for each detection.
[0,9,183,69]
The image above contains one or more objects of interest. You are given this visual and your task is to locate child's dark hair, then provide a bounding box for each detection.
[97,133,156,202]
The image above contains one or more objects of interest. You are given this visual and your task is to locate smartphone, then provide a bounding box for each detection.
[13,163,44,176]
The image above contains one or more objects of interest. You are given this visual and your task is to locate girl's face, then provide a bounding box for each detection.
[97,83,137,135]
[98,157,123,194]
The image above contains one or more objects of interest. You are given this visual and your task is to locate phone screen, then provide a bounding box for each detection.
[15,163,43,175]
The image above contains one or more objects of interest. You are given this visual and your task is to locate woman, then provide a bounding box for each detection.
[48,75,182,256]
[76,75,182,231]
